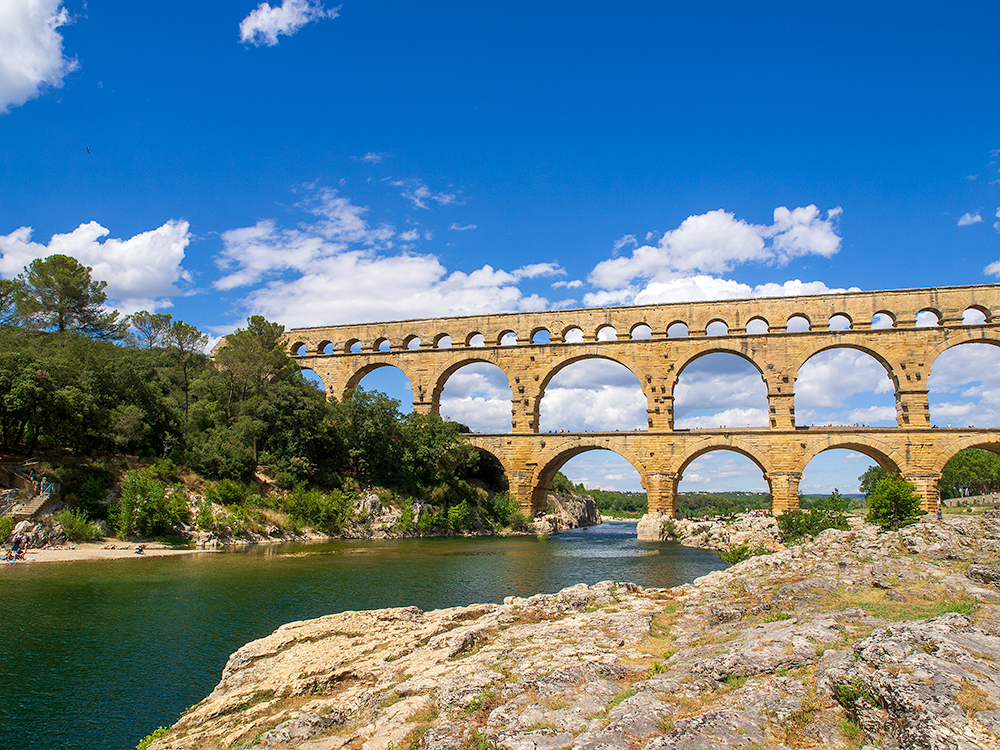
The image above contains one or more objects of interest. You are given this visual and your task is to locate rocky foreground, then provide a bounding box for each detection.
[150,516,1000,750]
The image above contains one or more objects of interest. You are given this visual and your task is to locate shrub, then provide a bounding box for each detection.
[717,541,770,564]
[206,479,248,506]
[777,490,850,543]
[0,515,13,543]
[396,499,415,532]
[447,499,471,531]
[76,477,109,520]
[111,470,190,538]
[145,458,180,484]
[867,474,926,531]
[56,508,103,541]
[278,484,352,533]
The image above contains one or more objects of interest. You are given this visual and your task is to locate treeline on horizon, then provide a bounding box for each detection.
[0,254,519,535]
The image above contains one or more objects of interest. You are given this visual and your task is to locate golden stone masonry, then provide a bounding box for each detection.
[285,284,1000,517]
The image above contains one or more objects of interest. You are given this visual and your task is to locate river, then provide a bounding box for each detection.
[0,522,724,750]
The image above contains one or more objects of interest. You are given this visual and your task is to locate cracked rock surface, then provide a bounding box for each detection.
[149,515,1000,750]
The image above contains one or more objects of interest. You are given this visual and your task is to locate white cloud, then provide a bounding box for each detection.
[996,206,1000,234]
[958,212,983,226]
[0,220,192,313]
[448,223,477,231]
[588,205,842,291]
[215,187,554,326]
[0,0,77,113]
[673,354,768,428]
[398,229,420,242]
[677,407,768,429]
[388,178,461,209]
[239,0,339,46]
[540,360,647,432]
[358,152,384,163]
[439,364,512,433]
[552,280,583,289]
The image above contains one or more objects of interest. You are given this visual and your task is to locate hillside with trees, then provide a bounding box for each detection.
[0,254,519,540]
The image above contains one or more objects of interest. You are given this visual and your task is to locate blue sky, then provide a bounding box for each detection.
[1,0,999,496]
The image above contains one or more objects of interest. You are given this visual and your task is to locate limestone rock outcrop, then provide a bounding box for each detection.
[531,492,601,534]
[149,515,1000,750]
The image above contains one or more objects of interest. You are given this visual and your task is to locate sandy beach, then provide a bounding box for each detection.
[2,541,209,564]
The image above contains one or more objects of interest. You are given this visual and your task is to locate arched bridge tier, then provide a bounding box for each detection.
[468,428,1000,517]
[286,283,1000,515]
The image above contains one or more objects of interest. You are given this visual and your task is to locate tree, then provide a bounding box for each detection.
[939,448,1000,499]
[867,473,924,531]
[129,311,173,349]
[213,316,292,416]
[15,254,126,339]
[0,279,20,327]
[166,319,208,420]
[859,465,888,497]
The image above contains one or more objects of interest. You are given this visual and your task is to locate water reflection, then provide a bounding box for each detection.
[0,523,723,750]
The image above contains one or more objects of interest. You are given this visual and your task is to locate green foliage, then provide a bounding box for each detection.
[135,726,168,750]
[940,448,1000,499]
[447,499,471,531]
[111,470,189,538]
[858,465,888,497]
[195,497,216,531]
[867,473,925,531]
[0,515,13,542]
[56,508,103,541]
[277,484,352,533]
[205,479,248,506]
[777,490,850,543]
[717,541,771,564]
[16,254,127,339]
[396,498,415,532]
[680,491,771,519]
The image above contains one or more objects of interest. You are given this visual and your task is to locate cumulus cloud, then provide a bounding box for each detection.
[958,212,984,226]
[589,205,841,289]
[438,364,512,433]
[673,354,768,429]
[928,344,1000,427]
[0,220,192,313]
[239,0,339,46]
[0,0,77,113]
[540,360,647,432]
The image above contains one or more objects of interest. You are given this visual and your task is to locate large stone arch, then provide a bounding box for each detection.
[429,355,515,414]
[927,334,1000,373]
[927,434,1000,475]
[674,440,786,512]
[791,342,901,388]
[796,438,904,475]
[529,440,650,514]
[342,362,420,402]
[536,352,654,432]
[670,346,768,399]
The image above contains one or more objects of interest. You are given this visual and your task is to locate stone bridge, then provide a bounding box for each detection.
[288,283,1000,517]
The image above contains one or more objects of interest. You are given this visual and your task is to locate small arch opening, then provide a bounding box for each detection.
[745,318,769,335]
[346,339,362,353]
[871,312,895,329]
[405,336,422,350]
[468,333,485,347]
[630,324,652,340]
[963,307,988,325]
[532,328,551,344]
[436,335,452,349]
[563,327,584,343]
[374,338,391,352]
[318,340,334,354]
[705,320,729,336]
[500,331,517,346]
[597,325,617,341]
[786,315,810,333]
[667,322,689,338]
[828,314,852,331]
[916,310,941,327]
[291,342,307,356]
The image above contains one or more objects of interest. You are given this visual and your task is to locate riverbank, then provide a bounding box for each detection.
[2,540,209,563]
[148,514,1000,750]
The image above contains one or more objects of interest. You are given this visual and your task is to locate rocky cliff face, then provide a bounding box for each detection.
[149,516,1000,750]
[531,492,601,534]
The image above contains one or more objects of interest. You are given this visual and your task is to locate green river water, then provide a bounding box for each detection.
[0,523,724,750]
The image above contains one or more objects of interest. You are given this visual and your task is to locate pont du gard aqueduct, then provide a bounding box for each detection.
[285,283,1000,527]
